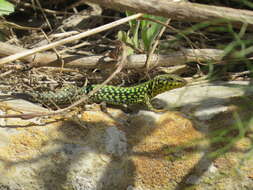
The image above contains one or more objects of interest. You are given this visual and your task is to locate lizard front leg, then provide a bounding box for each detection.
[144,95,167,112]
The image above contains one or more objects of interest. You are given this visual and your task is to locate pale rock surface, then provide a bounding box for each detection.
[0,81,253,190]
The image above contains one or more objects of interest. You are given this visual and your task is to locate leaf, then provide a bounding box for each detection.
[117,31,134,55]
[126,11,140,49]
[0,0,14,16]
[141,15,166,51]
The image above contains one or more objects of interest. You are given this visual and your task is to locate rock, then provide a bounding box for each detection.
[157,81,253,108]
[104,126,127,156]
[0,81,253,190]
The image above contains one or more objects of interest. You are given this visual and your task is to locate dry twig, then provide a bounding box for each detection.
[0,13,143,66]
[145,18,171,73]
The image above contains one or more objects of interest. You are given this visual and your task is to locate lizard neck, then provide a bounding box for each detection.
[148,79,179,98]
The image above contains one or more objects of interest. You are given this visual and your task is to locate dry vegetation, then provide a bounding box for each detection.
[0,0,252,117]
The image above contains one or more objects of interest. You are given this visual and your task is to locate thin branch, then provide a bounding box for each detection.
[0,13,143,66]
[145,18,171,72]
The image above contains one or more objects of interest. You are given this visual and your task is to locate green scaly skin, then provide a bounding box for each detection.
[16,74,187,111]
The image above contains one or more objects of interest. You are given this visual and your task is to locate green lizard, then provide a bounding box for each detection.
[13,74,187,111]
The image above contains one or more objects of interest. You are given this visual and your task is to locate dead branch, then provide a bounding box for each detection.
[85,0,253,30]
[125,49,226,68]
[0,42,226,68]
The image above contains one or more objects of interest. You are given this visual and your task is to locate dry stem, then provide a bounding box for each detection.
[0,13,143,66]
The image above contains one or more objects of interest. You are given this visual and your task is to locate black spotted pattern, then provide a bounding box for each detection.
[27,74,187,107]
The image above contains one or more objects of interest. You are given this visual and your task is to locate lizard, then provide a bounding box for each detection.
[13,74,187,111]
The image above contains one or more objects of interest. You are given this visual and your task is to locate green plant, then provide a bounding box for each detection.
[118,12,166,54]
[0,0,14,16]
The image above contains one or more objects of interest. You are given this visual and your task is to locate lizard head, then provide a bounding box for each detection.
[150,74,187,97]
